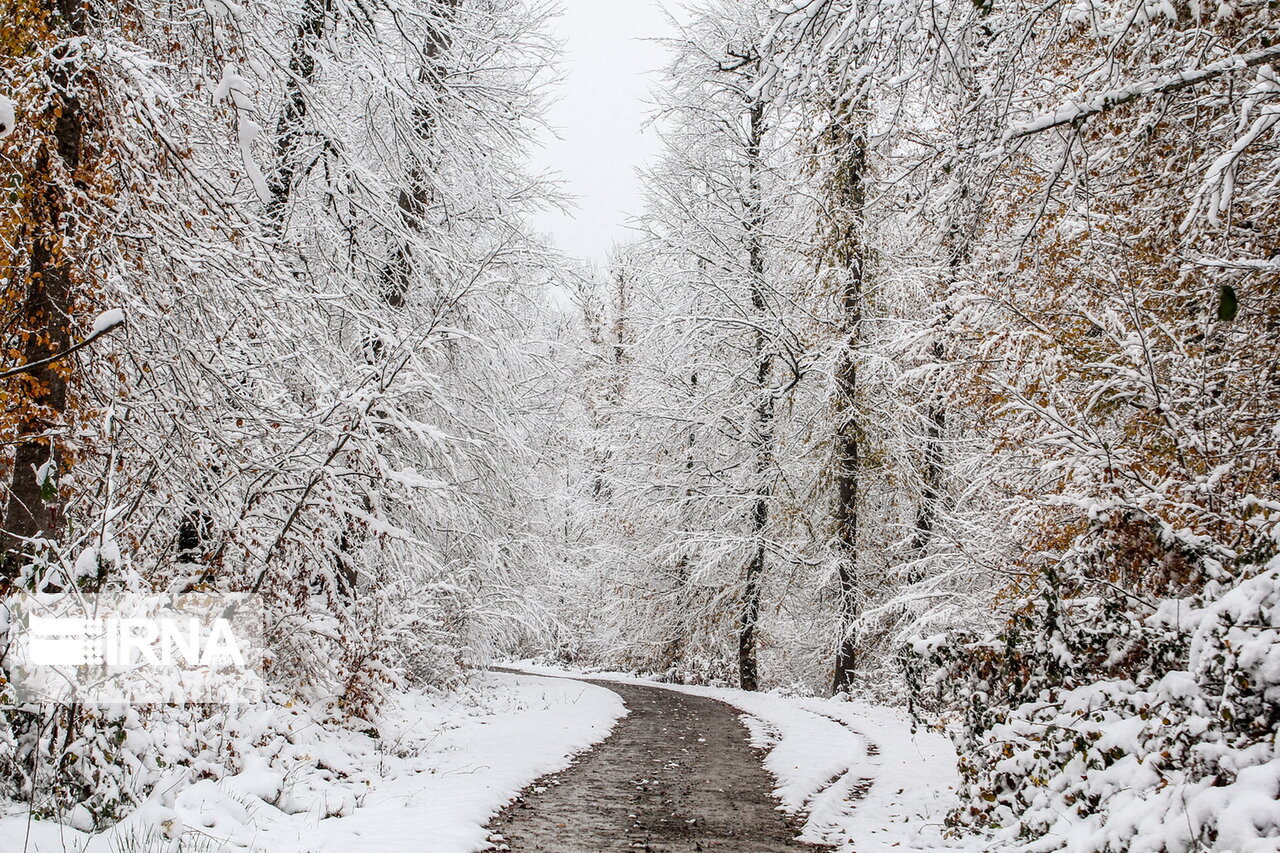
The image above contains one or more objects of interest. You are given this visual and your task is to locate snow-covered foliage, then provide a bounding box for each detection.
[545,0,1280,848]
[910,556,1280,851]
[551,0,847,690]
[3,0,1278,845]
[0,672,626,852]
[554,0,1001,696]
[1,0,567,829]
[754,0,1280,848]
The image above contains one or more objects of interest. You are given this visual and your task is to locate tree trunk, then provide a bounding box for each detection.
[381,0,461,307]
[266,0,333,231]
[739,93,772,692]
[907,342,944,583]
[1,0,88,575]
[828,96,867,695]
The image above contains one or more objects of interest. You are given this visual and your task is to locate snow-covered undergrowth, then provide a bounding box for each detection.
[513,663,960,852]
[912,556,1280,853]
[0,672,624,853]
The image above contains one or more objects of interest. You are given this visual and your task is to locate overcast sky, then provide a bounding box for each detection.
[529,1,681,266]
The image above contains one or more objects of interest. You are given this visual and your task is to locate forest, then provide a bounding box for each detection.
[1,0,1278,851]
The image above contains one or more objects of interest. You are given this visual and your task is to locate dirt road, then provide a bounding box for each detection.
[486,678,825,852]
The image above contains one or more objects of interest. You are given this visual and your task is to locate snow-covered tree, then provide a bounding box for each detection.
[769,0,1280,847]
[1,0,565,823]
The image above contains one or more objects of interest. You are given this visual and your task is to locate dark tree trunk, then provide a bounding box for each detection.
[828,96,867,695]
[1,0,88,575]
[739,93,771,693]
[2,205,74,566]
[266,0,333,231]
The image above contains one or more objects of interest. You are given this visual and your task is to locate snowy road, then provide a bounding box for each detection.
[0,669,956,852]
[488,677,822,852]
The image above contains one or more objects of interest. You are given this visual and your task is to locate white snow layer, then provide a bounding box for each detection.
[0,94,14,139]
[91,307,126,334]
[0,671,626,853]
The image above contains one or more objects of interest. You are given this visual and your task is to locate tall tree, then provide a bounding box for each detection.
[738,82,771,691]
[0,0,94,571]
[568,0,818,689]
[823,94,868,693]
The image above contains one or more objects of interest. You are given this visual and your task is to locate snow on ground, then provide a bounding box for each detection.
[1,666,958,852]
[0,671,625,853]
[513,662,962,853]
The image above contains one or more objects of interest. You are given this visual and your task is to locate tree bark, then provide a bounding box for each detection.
[828,96,867,695]
[1,0,88,574]
[266,0,333,232]
[739,93,772,692]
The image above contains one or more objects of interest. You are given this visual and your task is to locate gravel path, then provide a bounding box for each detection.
[487,678,825,852]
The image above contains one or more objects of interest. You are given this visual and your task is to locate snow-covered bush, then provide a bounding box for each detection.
[910,543,1280,852]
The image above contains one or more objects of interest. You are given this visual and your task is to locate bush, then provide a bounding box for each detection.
[909,544,1280,852]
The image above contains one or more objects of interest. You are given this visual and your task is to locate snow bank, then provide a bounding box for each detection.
[514,662,961,852]
[0,671,625,853]
[704,690,959,851]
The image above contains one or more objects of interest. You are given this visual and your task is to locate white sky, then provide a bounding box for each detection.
[529,1,681,266]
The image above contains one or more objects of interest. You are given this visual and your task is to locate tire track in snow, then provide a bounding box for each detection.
[750,704,880,845]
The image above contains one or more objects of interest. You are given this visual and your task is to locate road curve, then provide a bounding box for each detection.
[486,676,826,852]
